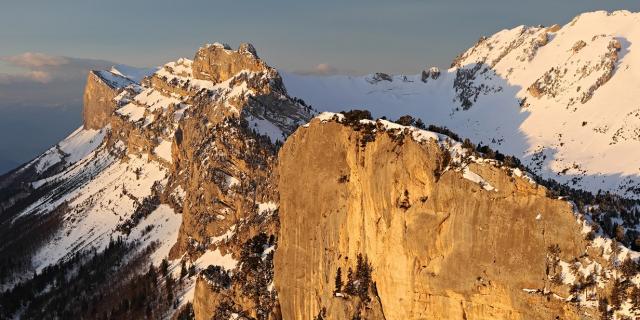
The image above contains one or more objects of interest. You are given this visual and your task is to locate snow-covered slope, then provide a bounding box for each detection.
[24,126,107,175]
[4,10,640,319]
[0,42,310,318]
[110,64,159,83]
[4,43,307,273]
[283,10,640,199]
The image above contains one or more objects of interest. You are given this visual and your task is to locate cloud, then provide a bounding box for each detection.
[311,63,338,74]
[293,63,353,76]
[0,71,52,84]
[0,52,115,84]
[0,52,119,108]
[3,52,69,68]
[27,70,53,83]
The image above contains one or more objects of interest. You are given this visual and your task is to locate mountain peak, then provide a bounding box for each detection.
[193,42,271,84]
[6,11,640,320]
[283,10,640,199]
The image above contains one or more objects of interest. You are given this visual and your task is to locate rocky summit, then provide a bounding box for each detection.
[2,10,640,320]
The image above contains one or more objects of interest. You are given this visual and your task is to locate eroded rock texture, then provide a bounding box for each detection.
[83,71,132,129]
[275,119,588,319]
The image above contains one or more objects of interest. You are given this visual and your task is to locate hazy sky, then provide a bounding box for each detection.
[1,1,640,173]
[2,1,640,74]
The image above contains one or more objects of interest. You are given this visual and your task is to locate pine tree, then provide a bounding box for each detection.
[334,267,343,293]
[547,244,561,274]
[355,254,373,300]
[584,273,596,301]
[631,286,640,311]
[166,274,175,306]
[395,115,415,126]
[615,224,626,243]
[180,260,187,279]
[462,138,475,151]
[620,257,638,278]
[610,278,627,311]
[599,298,612,320]
[160,258,169,278]
[345,267,355,295]
[147,264,158,284]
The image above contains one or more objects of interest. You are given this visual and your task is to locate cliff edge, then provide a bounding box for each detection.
[275,114,591,319]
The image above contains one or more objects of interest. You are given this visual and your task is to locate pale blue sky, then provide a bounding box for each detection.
[1,1,640,173]
[2,1,640,74]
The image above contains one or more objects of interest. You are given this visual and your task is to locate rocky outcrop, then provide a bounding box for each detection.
[275,117,590,319]
[367,72,393,84]
[572,40,587,53]
[192,42,271,84]
[63,41,312,320]
[82,71,131,129]
[450,26,551,110]
[157,43,311,320]
[528,37,621,107]
[168,43,311,258]
[421,67,441,82]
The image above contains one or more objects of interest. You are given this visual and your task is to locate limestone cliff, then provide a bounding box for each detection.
[159,44,310,319]
[192,42,268,84]
[17,42,311,319]
[82,70,133,129]
[8,31,640,320]
[275,116,593,319]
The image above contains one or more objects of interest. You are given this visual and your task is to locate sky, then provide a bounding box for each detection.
[1,0,640,173]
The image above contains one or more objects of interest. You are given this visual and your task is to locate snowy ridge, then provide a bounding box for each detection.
[7,17,640,316]
[3,41,303,296]
[24,126,107,175]
[94,70,136,89]
[312,112,526,192]
[19,142,173,270]
[117,55,295,144]
[110,64,159,83]
[284,10,640,199]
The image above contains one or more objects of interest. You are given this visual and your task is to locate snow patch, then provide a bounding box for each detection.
[462,167,496,191]
[257,202,278,215]
[195,249,238,271]
[127,204,181,266]
[246,115,284,143]
[117,103,146,122]
[154,139,173,163]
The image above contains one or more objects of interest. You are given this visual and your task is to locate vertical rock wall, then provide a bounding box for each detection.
[275,120,588,319]
[82,71,119,130]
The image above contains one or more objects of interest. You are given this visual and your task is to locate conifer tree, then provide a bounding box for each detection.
[160,258,169,278]
[180,260,187,279]
[334,267,343,293]
[345,267,355,295]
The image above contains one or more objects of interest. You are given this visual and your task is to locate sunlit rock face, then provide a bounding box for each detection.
[276,117,590,320]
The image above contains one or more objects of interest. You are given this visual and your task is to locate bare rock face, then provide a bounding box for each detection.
[367,72,393,84]
[547,24,562,32]
[421,66,441,82]
[528,36,620,107]
[158,43,311,320]
[192,42,270,84]
[572,40,587,53]
[78,42,311,319]
[450,26,552,110]
[82,71,121,129]
[275,119,588,319]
